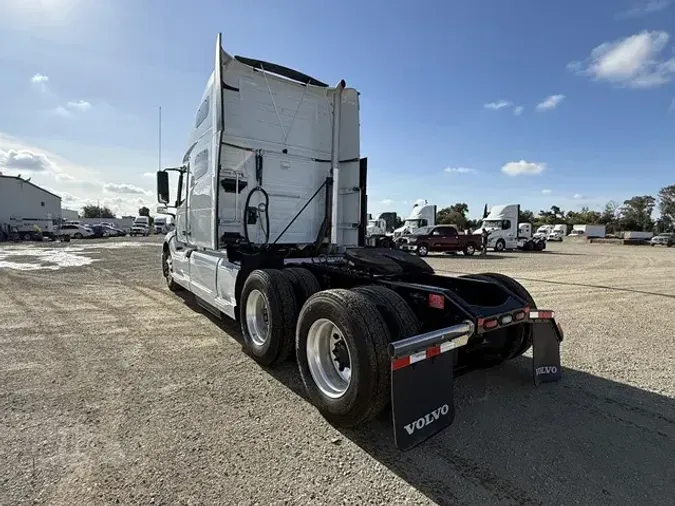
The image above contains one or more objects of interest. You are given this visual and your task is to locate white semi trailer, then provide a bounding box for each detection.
[156,35,563,450]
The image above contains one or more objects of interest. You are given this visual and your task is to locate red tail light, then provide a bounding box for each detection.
[483,318,498,330]
[514,311,526,321]
[428,293,445,309]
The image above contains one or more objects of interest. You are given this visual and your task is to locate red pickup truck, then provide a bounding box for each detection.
[397,225,482,257]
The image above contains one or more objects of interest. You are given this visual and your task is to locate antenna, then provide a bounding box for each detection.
[158,106,162,172]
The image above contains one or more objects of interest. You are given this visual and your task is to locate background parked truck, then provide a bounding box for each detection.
[476,204,546,251]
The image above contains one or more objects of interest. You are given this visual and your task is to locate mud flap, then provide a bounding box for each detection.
[530,312,563,386]
[388,322,474,451]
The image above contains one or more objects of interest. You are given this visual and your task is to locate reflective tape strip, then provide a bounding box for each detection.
[530,310,555,319]
[392,336,469,371]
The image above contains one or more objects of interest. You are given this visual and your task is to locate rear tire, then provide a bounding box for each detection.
[282,267,321,307]
[535,241,545,251]
[417,243,429,257]
[73,233,83,239]
[463,243,477,256]
[352,285,419,341]
[379,238,391,249]
[296,289,391,427]
[240,269,298,366]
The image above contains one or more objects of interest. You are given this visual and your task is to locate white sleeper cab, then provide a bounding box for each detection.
[156,34,564,451]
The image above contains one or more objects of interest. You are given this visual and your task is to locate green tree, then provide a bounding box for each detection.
[537,205,565,225]
[82,205,115,219]
[598,201,620,234]
[519,209,535,224]
[619,196,655,231]
[437,203,469,229]
[657,184,675,231]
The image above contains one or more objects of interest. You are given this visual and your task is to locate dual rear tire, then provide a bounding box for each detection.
[238,269,419,427]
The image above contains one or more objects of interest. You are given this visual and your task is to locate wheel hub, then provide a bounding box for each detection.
[245,289,271,347]
[306,318,352,399]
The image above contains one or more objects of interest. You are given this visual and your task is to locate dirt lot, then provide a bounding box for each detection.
[1,238,674,505]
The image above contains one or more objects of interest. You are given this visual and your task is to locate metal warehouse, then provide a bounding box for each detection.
[0,175,61,239]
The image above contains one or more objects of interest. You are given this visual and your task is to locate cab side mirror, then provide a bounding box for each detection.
[157,171,169,204]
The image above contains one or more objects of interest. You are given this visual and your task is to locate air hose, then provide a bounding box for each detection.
[243,186,270,249]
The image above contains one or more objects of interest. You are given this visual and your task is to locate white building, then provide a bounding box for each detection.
[0,175,61,236]
[61,208,79,221]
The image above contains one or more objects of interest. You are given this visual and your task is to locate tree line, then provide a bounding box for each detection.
[435,184,675,234]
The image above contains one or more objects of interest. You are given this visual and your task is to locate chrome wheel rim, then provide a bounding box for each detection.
[419,245,428,255]
[466,245,474,254]
[306,318,352,399]
[245,289,270,347]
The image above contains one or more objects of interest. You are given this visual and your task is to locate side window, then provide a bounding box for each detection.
[195,97,209,128]
[419,219,428,227]
[431,228,442,236]
[192,149,209,180]
[178,165,189,205]
[446,227,458,237]
[502,219,511,230]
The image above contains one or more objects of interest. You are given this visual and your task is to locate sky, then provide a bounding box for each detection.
[0,0,674,218]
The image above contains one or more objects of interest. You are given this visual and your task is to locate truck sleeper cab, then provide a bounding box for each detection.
[157,35,563,450]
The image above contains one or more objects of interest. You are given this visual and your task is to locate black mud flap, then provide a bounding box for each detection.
[530,311,563,386]
[388,322,474,451]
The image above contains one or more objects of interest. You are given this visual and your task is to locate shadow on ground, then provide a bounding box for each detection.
[181,293,675,506]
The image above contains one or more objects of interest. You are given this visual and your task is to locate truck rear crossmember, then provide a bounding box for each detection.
[389,309,562,450]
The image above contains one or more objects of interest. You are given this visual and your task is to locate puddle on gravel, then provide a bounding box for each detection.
[0,242,158,271]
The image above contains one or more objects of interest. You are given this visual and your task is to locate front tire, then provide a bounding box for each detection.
[296,289,391,427]
[240,269,297,366]
[417,243,429,257]
[494,239,505,252]
[162,248,182,293]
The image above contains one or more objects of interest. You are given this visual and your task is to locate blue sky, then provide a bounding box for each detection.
[0,0,674,217]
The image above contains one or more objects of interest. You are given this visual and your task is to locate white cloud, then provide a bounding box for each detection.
[30,73,49,92]
[54,172,75,182]
[66,100,92,112]
[142,172,155,178]
[536,94,565,111]
[513,105,524,116]
[484,100,512,110]
[444,167,475,174]
[542,189,552,194]
[103,183,151,195]
[573,193,585,199]
[31,73,49,84]
[379,199,395,206]
[51,106,72,118]
[0,149,53,172]
[568,31,675,88]
[615,0,671,19]
[501,160,546,176]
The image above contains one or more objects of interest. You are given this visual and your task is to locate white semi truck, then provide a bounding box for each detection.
[392,201,437,239]
[476,204,547,252]
[156,35,563,450]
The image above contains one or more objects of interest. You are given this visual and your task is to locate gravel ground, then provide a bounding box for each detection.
[0,238,673,505]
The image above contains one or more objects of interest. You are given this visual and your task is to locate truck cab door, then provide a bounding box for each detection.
[442,227,459,250]
[503,219,518,249]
